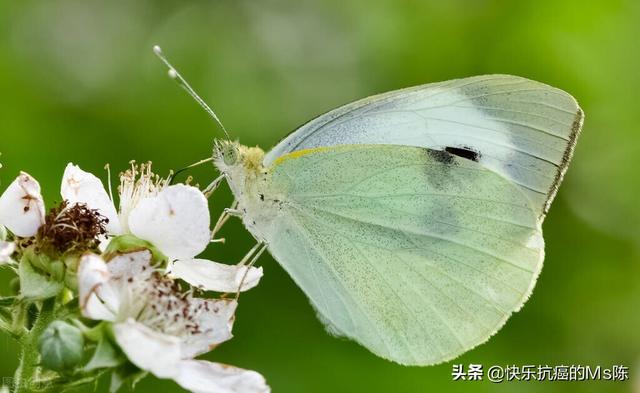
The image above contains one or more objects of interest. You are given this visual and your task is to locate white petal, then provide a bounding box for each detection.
[77,254,117,321]
[175,360,270,393]
[129,184,210,260]
[0,241,15,264]
[106,249,154,280]
[114,319,182,379]
[83,292,118,321]
[180,299,237,358]
[0,172,45,237]
[61,163,121,234]
[171,259,263,293]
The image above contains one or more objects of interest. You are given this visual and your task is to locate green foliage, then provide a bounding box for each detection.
[18,251,63,300]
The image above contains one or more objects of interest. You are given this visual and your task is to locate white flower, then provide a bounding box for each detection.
[0,172,45,237]
[0,241,15,264]
[61,163,262,291]
[78,251,269,393]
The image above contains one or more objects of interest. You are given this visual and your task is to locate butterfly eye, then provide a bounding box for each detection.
[223,145,238,165]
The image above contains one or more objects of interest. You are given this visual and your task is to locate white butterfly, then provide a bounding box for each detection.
[155,47,582,366]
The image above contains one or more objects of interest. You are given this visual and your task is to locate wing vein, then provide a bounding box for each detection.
[289,202,534,273]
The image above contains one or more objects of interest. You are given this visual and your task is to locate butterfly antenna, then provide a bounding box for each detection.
[153,45,231,140]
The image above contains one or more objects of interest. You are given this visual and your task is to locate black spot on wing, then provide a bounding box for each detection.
[445,146,481,162]
[427,149,456,165]
[424,148,457,190]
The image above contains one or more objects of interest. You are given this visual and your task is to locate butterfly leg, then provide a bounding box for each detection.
[237,242,264,266]
[210,200,239,243]
[236,242,267,298]
[203,173,225,198]
[223,208,243,217]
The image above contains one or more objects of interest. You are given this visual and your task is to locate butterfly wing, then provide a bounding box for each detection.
[264,75,583,218]
[262,144,543,365]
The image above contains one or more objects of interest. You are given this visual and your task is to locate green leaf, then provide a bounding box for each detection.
[110,363,148,393]
[84,336,125,371]
[72,319,108,342]
[19,255,63,300]
[0,296,17,307]
[0,296,18,336]
[38,320,85,372]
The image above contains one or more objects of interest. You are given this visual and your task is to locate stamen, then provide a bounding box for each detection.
[118,272,205,337]
[104,163,115,204]
[37,201,108,254]
[118,161,171,232]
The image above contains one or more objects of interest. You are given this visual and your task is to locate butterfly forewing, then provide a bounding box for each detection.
[264,75,583,218]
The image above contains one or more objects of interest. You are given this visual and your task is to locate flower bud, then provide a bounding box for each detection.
[104,234,167,264]
[38,320,84,371]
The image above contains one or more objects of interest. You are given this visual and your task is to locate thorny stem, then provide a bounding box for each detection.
[14,298,56,393]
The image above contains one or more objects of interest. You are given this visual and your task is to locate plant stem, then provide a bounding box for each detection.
[14,298,56,393]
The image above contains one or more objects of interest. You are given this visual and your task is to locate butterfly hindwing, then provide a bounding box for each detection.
[263,144,543,365]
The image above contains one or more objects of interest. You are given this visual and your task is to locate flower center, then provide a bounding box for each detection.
[37,201,108,254]
[118,272,205,338]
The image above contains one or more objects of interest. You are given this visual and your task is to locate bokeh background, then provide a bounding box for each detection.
[1,1,639,392]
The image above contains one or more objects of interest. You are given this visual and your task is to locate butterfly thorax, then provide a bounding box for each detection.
[213,140,281,242]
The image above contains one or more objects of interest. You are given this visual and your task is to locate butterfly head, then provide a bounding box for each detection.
[213,139,265,176]
[214,139,240,166]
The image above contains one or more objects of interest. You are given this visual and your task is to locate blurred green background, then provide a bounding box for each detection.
[1,0,639,392]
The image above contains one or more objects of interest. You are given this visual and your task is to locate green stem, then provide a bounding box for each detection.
[14,298,56,393]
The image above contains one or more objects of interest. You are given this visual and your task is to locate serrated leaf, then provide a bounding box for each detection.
[19,256,63,300]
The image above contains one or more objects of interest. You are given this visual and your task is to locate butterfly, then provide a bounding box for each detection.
[155,47,583,366]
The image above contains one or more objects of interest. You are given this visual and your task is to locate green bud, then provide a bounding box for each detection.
[0,225,7,241]
[104,234,167,265]
[38,320,85,372]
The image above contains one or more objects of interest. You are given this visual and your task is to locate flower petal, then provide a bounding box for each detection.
[105,249,154,280]
[77,254,117,321]
[61,163,121,234]
[129,184,210,260]
[180,299,237,358]
[175,360,270,393]
[113,319,182,379]
[0,241,15,264]
[170,259,263,293]
[0,172,45,237]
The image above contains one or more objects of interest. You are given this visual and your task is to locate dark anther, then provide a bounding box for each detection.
[37,200,109,254]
